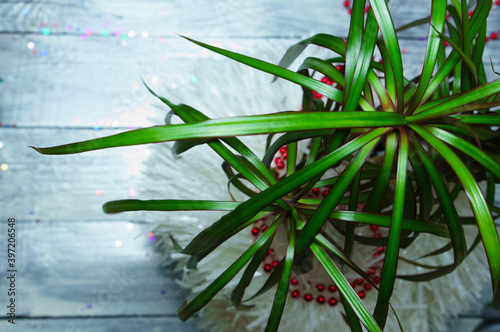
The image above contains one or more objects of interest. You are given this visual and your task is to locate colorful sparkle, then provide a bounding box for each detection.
[87,304,92,309]
[148,232,154,238]
[129,188,136,197]
[27,42,34,49]
[128,30,135,38]
[22,7,29,15]
[141,31,149,38]
[126,222,134,230]
[1,164,8,171]
[96,189,102,196]
[42,28,50,35]
[114,240,123,247]
[102,30,108,37]
[0,142,3,149]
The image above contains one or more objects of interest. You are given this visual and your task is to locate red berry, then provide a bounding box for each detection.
[328,285,337,292]
[355,278,363,285]
[272,260,279,267]
[359,291,366,299]
[264,264,272,272]
[304,294,313,302]
[316,284,325,292]
[277,162,285,169]
[251,227,259,236]
[280,147,287,154]
[328,298,338,306]
[317,296,326,304]
[291,290,300,298]
[364,284,372,291]
[344,0,350,7]
[491,33,498,40]
[291,278,299,285]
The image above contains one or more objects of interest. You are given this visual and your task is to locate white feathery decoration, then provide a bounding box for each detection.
[141,46,491,332]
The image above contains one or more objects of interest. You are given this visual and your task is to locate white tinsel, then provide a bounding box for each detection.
[140,46,491,332]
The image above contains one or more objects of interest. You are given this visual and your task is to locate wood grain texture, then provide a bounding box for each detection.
[2,317,198,332]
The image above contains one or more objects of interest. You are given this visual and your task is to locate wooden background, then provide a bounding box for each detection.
[0,0,499,331]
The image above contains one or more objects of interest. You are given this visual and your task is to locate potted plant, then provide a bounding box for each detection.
[33,0,500,330]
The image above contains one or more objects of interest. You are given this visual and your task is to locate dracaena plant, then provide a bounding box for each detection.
[32,0,500,330]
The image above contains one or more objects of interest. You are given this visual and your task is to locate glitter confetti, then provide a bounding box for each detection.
[148,232,154,238]
[0,142,4,149]
[126,223,134,230]
[22,7,29,15]
[1,164,8,171]
[96,189,102,196]
[130,188,136,197]
[161,290,166,295]
[114,240,123,247]
[149,236,156,242]
[102,30,108,37]
[87,304,92,309]
[66,25,72,31]
[141,31,149,38]
[128,30,135,38]
[41,51,48,57]
[27,42,34,49]
[74,117,81,123]
[42,28,50,35]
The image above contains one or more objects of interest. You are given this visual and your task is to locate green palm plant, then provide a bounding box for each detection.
[33,0,500,330]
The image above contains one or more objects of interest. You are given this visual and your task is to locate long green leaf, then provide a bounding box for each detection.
[311,243,382,332]
[373,128,408,328]
[265,216,295,332]
[410,124,500,288]
[406,0,447,114]
[32,112,404,155]
[368,0,404,112]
